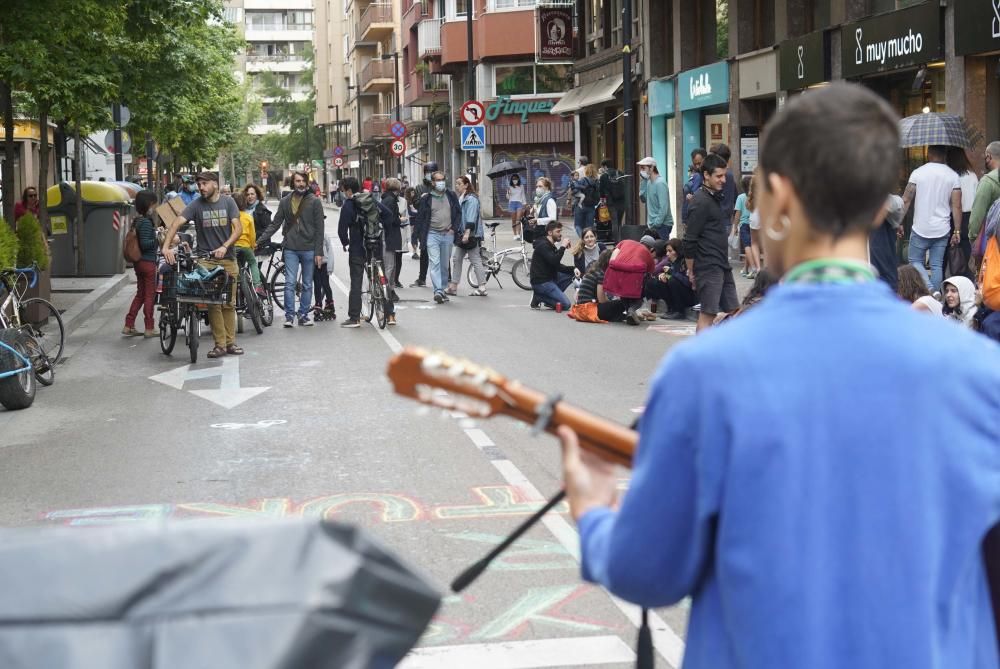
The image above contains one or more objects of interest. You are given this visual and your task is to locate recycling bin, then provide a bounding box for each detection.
[47,181,132,276]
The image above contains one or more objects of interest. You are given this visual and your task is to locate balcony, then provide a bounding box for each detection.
[360,59,395,92]
[359,3,394,41]
[245,54,308,73]
[362,114,392,142]
[440,8,534,68]
[417,17,443,59]
[403,0,429,32]
[404,69,449,107]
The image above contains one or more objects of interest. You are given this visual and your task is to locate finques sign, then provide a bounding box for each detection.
[486,96,556,124]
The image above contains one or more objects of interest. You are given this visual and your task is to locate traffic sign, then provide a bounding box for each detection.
[333,157,345,168]
[390,121,407,139]
[390,139,406,157]
[460,100,486,125]
[333,145,345,157]
[460,125,485,151]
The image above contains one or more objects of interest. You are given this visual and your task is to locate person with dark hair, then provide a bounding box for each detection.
[970,141,1000,255]
[896,264,942,315]
[733,174,758,278]
[409,162,440,286]
[709,143,738,223]
[413,170,462,304]
[715,268,779,325]
[900,145,962,292]
[557,82,1000,669]
[337,177,364,328]
[449,175,488,297]
[941,275,977,328]
[683,152,737,331]
[651,238,696,320]
[380,178,404,312]
[529,221,573,311]
[507,173,525,240]
[947,147,978,279]
[243,183,272,250]
[598,159,627,235]
[14,187,39,223]
[231,191,264,297]
[638,158,672,240]
[122,190,160,338]
[682,148,708,229]
[572,248,628,322]
[870,193,903,293]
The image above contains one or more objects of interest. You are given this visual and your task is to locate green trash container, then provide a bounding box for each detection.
[47,181,132,277]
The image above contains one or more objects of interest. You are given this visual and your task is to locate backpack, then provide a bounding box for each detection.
[354,193,383,241]
[581,178,600,207]
[123,219,142,263]
[980,235,1000,311]
[607,171,626,202]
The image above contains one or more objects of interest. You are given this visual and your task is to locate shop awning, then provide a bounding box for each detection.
[550,74,624,116]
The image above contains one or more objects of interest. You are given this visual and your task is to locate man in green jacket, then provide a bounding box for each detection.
[969,141,1000,244]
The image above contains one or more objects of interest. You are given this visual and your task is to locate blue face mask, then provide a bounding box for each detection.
[434,181,446,192]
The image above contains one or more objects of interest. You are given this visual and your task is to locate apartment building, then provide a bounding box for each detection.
[314,0,349,191]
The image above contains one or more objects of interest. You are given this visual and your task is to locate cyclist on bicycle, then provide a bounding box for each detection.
[232,192,265,297]
[160,171,244,359]
[337,176,396,328]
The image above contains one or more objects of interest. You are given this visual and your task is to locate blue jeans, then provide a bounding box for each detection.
[650,224,672,240]
[532,272,573,310]
[908,231,949,292]
[426,229,454,294]
[282,249,314,319]
[574,205,596,238]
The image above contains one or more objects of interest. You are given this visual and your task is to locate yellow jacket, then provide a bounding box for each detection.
[235,211,256,249]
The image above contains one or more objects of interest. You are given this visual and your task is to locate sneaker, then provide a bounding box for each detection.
[442,293,450,302]
[660,311,687,320]
[626,310,642,326]
[121,326,141,337]
[393,281,403,288]
[530,298,541,310]
[433,292,445,304]
[255,286,267,297]
[740,269,748,278]
[284,318,295,328]
[387,314,397,326]
[513,235,521,241]
[409,280,426,288]
[340,318,361,328]
[299,315,314,327]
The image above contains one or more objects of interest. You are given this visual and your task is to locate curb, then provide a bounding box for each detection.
[59,273,131,338]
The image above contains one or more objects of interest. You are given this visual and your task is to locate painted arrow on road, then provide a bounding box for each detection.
[149,356,269,409]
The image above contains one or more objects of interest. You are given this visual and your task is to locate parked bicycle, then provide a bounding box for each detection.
[467,221,531,291]
[0,327,35,409]
[362,241,388,329]
[257,242,301,313]
[0,264,64,387]
[157,248,233,364]
[235,255,265,335]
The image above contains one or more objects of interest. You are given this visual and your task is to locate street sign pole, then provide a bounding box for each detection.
[113,104,123,182]
[622,0,634,229]
[466,3,477,189]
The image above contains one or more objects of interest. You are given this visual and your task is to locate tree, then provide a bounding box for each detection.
[716,0,729,59]
[254,43,319,167]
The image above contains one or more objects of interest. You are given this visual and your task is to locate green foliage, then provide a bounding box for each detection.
[716,0,729,59]
[14,213,48,271]
[0,219,18,270]
[254,43,319,166]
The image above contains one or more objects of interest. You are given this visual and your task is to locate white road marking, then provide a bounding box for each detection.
[463,428,495,448]
[399,635,635,668]
[330,269,686,668]
[149,356,269,409]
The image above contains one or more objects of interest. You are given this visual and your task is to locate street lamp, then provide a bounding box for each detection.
[381,51,402,178]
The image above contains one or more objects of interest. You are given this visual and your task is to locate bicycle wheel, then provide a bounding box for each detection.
[0,329,35,410]
[511,257,531,291]
[374,266,387,330]
[187,309,199,364]
[159,309,176,355]
[22,337,53,386]
[18,298,64,364]
[270,264,286,311]
[467,262,493,289]
[259,290,274,326]
[362,265,374,323]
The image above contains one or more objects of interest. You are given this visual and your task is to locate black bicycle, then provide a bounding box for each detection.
[235,255,264,335]
[157,248,232,364]
[362,242,388,330]
[258,242,302,312]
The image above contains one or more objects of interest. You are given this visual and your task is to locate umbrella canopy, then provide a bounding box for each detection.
[486,161,527,179]
[899,113,971,149]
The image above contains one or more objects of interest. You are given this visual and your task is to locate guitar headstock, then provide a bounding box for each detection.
[387,347,512,417]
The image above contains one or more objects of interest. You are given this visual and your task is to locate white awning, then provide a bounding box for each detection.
[549,74,624,116]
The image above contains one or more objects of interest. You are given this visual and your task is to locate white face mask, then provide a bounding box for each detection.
[536,187,545,196]
[639,169,649,180]
[434,181,446,192]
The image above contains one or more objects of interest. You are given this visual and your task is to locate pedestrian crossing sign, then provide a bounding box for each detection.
[460,125,486,151]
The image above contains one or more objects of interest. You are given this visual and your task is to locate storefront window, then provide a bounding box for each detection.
[536,65,569,94]
[494,64,569,97]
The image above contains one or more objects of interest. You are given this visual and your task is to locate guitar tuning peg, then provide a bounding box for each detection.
[423,354,442,371]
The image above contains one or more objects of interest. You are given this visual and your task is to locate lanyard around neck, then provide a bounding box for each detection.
[784,258,877,285]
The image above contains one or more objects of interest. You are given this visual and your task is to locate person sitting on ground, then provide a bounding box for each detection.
[570,248,627,323]
[897,263,943,316]
[649,239,696,320]
[605,238,656,325]
[529,221,573,311]
[941,275,977,328]
[572,227,606,280]
[231,192,265,297]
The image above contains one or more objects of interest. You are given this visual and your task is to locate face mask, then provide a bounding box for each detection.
[535,187,545,196]
[248,201,258,211]
[434,181,446,192]
[295,186,308,194]
[639,170,649,180]
[187,184,198,193]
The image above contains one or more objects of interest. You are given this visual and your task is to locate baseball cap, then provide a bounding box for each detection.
[637,157,657,167]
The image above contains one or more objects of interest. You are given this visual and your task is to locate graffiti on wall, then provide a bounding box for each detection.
[491,148,575,218]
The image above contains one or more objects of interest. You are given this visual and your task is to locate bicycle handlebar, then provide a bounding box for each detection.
[2,264,38,289]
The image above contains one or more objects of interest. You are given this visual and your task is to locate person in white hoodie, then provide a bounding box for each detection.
[941,275,977,328]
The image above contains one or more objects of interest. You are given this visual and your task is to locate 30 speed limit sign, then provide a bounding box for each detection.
[390,139,405,157]
[333,156,344,167]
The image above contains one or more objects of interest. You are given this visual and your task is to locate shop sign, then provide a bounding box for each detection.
[954,1,1000,56]
[539,8,572,61]
[779,30,827,90]
[648,80,675,118]
[678,62,729,111]
[841,2,941,79]
[486,96,556,124]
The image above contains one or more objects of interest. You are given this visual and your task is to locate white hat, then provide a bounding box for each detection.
[637,157,657,167]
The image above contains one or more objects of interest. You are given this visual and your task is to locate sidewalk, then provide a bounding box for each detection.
[50,274,132,338]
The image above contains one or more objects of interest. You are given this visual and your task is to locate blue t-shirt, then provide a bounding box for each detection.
[578,281,1000,669]
[734,192,751,227]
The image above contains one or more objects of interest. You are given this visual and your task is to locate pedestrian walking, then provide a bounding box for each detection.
[161,171,243,358]
[970,141,1000,263]
[380,178,404,304]
[709,143,739,223]
[449,176,488,297]
[684,153,738,332]
[900,145,962,292]
[507,174,525,240]
[413,170,462,304]
[529,221,573,311]
[259,170,326,328]
[637,157,672,240]
[557,82,1000,669]
[410,163,439,287]
[947,147,978,279]
[122,190,159,338]
[733,174,760,278]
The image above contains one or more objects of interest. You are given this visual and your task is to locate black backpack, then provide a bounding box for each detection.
[607,171,626,202]
[581,178,600,207]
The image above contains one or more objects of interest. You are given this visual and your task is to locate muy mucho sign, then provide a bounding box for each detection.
[841,2,941,79]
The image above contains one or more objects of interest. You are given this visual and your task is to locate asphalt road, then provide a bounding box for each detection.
[0,204,700,668]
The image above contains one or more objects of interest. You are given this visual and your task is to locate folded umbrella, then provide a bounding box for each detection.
[899,112,971,149]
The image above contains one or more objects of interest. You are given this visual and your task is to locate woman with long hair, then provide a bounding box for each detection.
[947,147,977,279]
[557,82,1000,668]
[897,264,942,315]
[733,174,760,278]
[571,227,605,277]
[449,175,488,296]
[508,173,525,240]
[242,183,272,250]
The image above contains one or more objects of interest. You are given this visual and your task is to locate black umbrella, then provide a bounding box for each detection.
[486,161,527,179]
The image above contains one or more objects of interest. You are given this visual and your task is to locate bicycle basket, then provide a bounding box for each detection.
[175,266,232,304]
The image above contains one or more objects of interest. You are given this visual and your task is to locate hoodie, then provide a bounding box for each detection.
[942,276,978,328]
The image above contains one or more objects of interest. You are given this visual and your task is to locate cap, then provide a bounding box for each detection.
[637,157,657,167]
[180,174,196,183]
[195,171,218,182]
[639,235,657,249]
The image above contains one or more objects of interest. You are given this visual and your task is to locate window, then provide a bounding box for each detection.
[493,63,568,97]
